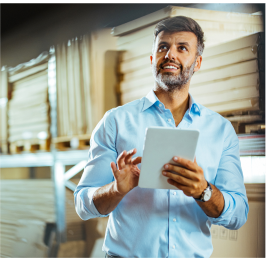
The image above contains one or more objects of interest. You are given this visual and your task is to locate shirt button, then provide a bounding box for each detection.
[173,191,176,195]
[159,104,162,107]
[168,118,171,122]
[173,218,176,222]
[172,245,175,249]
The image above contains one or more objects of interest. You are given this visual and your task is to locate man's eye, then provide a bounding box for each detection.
[179,46,187,51]
[158,46,168,52]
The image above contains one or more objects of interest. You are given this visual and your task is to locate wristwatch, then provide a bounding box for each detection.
[194,181,213,202]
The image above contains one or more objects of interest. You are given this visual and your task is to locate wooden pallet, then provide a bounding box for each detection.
[0,140,8,154]
[53,134,91,151]
[9,139,50,154]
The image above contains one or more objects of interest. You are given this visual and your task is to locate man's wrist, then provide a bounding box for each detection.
[194,181,212,202]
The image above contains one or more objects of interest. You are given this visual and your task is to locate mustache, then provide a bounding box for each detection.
[159,60,182,70]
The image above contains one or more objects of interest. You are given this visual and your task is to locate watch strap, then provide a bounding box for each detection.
[194,181,212,202]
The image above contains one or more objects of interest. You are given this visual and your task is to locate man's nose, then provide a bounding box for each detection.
[165,46,177,60]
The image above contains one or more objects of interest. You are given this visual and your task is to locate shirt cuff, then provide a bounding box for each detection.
[207,191,231,224]
[81,187,110,218]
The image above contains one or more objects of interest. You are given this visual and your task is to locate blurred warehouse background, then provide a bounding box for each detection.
[0,3,265,258]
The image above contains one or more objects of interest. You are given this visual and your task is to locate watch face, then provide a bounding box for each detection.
[203,189,212,202]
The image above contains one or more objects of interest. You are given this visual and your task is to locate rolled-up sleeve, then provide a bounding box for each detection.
[74,110,117,220]
[208,123,249,230]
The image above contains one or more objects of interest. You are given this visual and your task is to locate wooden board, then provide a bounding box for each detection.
[56,35,96,138]
[9,62,48,83]
[8,64,50,148]
[0,68,8,153]
[191,59,258,85]
[0,179,55,257]
[113,6,263,37]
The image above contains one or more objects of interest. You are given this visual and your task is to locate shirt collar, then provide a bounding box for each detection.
[141,90,201,116]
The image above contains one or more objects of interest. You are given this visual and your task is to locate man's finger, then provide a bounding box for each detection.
[117,150,126,170]
[124,148,137,164]
[163,164,196,180]
[132,156,142,165]
[163,170,192,186]
[110,162,118,176]
[172,156,196,171]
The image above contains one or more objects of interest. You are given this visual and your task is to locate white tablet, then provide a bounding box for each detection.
[138,127,200,190]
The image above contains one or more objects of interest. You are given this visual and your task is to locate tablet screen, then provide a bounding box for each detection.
[138,127,199,190]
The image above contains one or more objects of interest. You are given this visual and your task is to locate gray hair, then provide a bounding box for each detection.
[152,16,205,56]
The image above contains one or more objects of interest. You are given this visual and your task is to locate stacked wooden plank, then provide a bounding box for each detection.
[65,179,86,242]
[56,35,93,139]
[0,67,8,154]
[0,179,55,257]
[8,54,50,154]
[114,6,263,105]
[57,240,87,257]
[190,32,265,114]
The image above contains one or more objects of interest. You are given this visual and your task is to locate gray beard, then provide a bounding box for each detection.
[152,59,196,92]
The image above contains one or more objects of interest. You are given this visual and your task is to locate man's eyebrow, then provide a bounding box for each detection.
[177,42,190,47]
[158,41,169,45]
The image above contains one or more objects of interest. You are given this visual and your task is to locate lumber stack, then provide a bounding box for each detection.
[114,6,263,105]
[65,179,86,242]
[8,53,50,154]
[190,32,265,114]
[56,35,93,139]
[0,67,8,154]
[0,179,55,257]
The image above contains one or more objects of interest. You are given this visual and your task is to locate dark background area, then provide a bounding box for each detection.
[1,3,265,67]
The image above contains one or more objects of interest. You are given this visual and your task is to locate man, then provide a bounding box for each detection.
[74,16,249,258]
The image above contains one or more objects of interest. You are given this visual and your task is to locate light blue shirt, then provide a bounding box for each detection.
[74,90,249,258]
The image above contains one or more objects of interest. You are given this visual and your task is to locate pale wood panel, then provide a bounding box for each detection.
[8,103,48,118]
[122,84,152,104]
[9,63,48,83]
[0,68,8,153]
[118,34,153,61]
[200,46,257,71]
[9,122,49,135]
[9,113,48,127]
[191,59,258,85]
[121,73,153,93]
[12,70,47,90]
[81,35,93,134]
[203,33,259,59]
[56,35,95,137]
[9,91,47,109]
[12,81,48,99]
[123,65,152,82]
[117,25,155,47]
[113,6,263,36]
[8,64,49,145]
[195,86,259,106]
[73,38,84,135]
[67,40,77,135]
[0,181,55,216]
[170,6,263,25]
[0,179,55,258]
[206,98,259,113]
[190,73,259,95]
[57,43,70,136]
[11,85,47,104]
[120,55,150,74]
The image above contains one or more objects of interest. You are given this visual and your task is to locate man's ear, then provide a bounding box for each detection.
[150,55,153,65]
[193,55,202,73]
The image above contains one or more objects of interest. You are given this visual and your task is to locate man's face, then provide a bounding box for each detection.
[150,31,202,92]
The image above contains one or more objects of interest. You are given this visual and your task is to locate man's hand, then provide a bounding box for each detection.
[93,148,141,215]
[162,156,207,199]
[162,156,225,218]
[111,148,142,196]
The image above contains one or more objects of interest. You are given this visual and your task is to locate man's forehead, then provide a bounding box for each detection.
[156,31,197,45]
